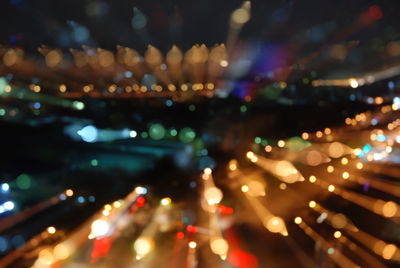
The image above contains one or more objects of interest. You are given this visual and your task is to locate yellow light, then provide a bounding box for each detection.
[228,159,238,171]
[241,185,249,193]
[113,201,122,208]
[65,189,74,197]
[246,151,254,159]
[264,145,272,152]
[342,172,350,180]
[53,243,71,260]
[309,201,316,208]
[279,183,287,190]
[328,142,345,158]
[38,248,54,265]
[341,157,349,165]
[353,148,362,156]
[334,231,342,239]
[104,204,112,211]
[328,185,335,192]
[188,241,197,249]
[294,217,302,224]
[205,187,223,205]
[382,244,397,260]
[356,162,363,170]
[210,238,229,257]
[47,226,56,234]
[250,155,258,163]
[324,128,332,135]
[277,140,285,148]
[90,219,109,237]
[301,132,309,140]
[375,97,384,105]
[204,168,212,175]
[349,78,359,88]
[316,131,323,138]
[102,210,110,216]
[309,175,317,183]
[161,197,172,206]
[134,237,154,258]
[59,84,67,92]
[219,60,229,67]
[327,165,334,173]
[264,216,285,234]
[382,201,397,218]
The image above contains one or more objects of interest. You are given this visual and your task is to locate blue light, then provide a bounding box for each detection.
[77,196,85,203]
[88,196,96,202]
[77,125,98,143]
[33,102,41,109]
[165,100,173,107]
[1,183,9,193]
[363,144,372,154]
[376,135,386,142]
[124,71,133,78]
[59,193,67,200]
[371,119,378,126]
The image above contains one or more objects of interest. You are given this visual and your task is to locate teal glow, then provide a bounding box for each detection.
[179,127,196,143]
[91,159,98,166]
[141,132,148,138]
[170,129,178,137]
[149,124,166,140]
[16,174,31,190]
[72,101,85,110]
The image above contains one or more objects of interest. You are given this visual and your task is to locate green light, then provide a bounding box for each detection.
[240,105,247,113]
[254,137,261,144]
[170,129,177,137]
[141,132,148,139]
[91,159,98,166]
[149,123,166,140]
[0,109,5,116]
[327,248,335,255]
[16,174,31,190]
[261,139,268,146]
[72,101,85,110]
[0,78,7,94]
[179,127,196,143]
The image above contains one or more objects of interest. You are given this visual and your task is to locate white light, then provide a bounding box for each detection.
[90,219,110,237]
[130,130,137,138]
[135,186,147,195]
[134,237,153,258]
[349,79,359,88]
[3,201,14,211]
[1,183,9,192]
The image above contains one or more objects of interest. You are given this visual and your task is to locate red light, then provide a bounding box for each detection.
[228,249,258,268]
[136,196,145,207]
[186,225,198,233]
[218,205,234,214]
[91,237,112,263]
[176,232,185,239]
[369,5,383,20]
